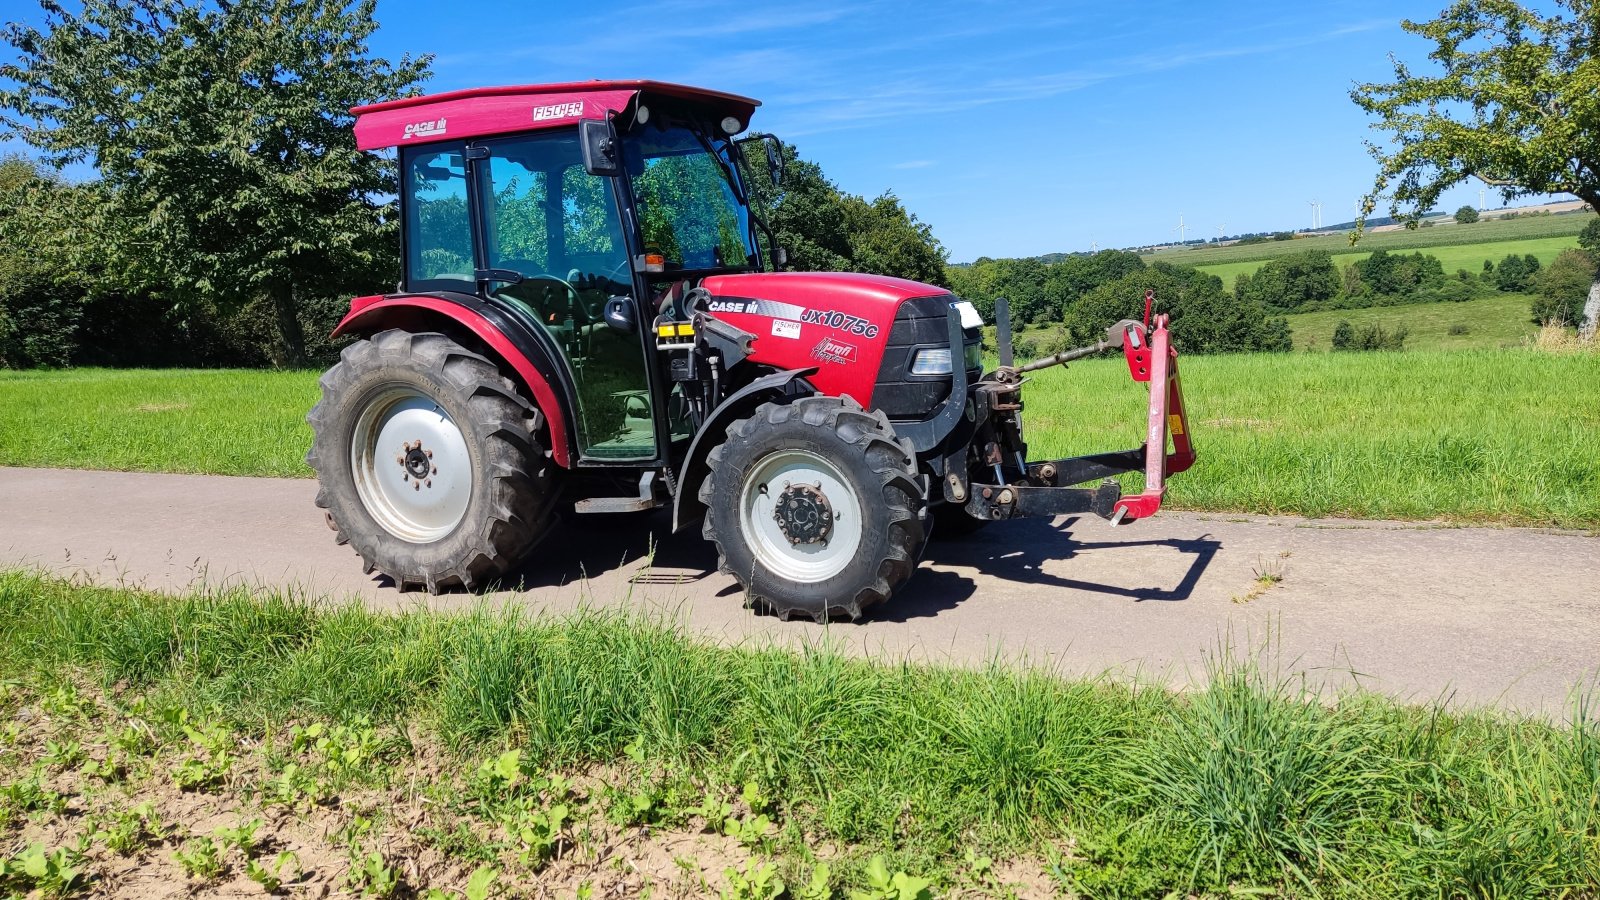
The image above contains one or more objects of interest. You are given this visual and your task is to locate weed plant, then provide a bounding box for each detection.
[2,570,1597,896]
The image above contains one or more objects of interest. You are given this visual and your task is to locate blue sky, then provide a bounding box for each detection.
[3,0,1564,262]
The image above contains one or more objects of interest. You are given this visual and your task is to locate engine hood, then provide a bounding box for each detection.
[699,272,947,313]
[697,271,955,410]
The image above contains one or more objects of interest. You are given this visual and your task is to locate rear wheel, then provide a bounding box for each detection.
[306,329,557,592]
[700,396,925,621]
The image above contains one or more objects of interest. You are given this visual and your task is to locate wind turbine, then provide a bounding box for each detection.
[1216,223,1227,241]
[1173,214,1188,243]
[1308,199,1322,230]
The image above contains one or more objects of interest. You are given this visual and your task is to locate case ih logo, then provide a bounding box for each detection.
[532,102,584,121]
[811,337,858,365]
[401,117,447,140]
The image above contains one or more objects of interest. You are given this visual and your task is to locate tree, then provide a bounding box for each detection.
[1532,248,1599,324]
[1454,205,1480,224]
[1064,263,1291,354]
[0,0,430,365]
[1351,0,1600,336]
[750,144,947,287]
[1235,249,1341,312]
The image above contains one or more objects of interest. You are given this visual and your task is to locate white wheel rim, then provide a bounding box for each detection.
[350,385,473,543]
[738,449,863,582]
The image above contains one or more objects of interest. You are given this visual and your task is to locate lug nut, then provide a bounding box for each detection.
[413,482,420,491]
[425,479,432,488]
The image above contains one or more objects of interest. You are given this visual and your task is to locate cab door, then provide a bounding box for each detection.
[471,132,660,462]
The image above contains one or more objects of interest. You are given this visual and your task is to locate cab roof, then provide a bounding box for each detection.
[351,80,761,151]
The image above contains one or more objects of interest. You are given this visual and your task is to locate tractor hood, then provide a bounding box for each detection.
[698,271,954,408]
[699,272,947,315]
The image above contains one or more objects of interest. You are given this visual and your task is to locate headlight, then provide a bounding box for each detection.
[909,347,952,376]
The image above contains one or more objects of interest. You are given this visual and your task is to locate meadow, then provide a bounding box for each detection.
[5,346,1598,528]
[2,569,1598,897]
[1195,234,1580,285]
[1283,293,1537,351]
[1142,211,1592,269]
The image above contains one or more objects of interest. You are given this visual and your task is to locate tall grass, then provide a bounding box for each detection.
[2,569,1596,895]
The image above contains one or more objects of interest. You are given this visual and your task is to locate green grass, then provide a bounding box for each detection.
[1018,348,1600,528]
[1284,294,1540,352]
[0,368,318,477]
[4,347,1599,527]
[1195,234,1582,285]
[1144,211,1594,269]
[2,569,1598,896]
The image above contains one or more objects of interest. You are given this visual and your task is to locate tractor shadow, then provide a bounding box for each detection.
[502,510,718,591]
[877,515,1222,622]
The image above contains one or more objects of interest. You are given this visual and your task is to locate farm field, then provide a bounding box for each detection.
[1194,235,1580,285]
[1283,294,1537,351]
[4,348,1598,527]
[3,569,1599,897]
[1141,211,1593,269]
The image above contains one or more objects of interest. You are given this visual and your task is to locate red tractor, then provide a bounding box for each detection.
[307,80,1194,620]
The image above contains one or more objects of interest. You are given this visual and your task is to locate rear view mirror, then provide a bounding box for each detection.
[763,136,785,187]
[580,119,621,177]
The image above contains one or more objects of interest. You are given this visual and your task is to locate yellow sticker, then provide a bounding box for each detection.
[1168,415,1184,435]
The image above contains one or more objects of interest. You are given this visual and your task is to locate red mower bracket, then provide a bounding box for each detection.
[1111,313,1195,523]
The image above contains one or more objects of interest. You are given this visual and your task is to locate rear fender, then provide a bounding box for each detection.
[333,293,575,468]
[671,368,815,533]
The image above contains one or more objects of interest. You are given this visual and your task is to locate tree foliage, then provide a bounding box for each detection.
[1532,247,1598,324]
[1351,0,1600,333]
[1065,263,1291,355]
[0,0,430,364]
[1352,0,1600,218]
[1454,205,1480,224]
[749,144,947,287]
[1234,249,1342,312]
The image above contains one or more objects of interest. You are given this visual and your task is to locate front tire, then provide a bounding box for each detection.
[700,396,925,621]
[306,329,557,593]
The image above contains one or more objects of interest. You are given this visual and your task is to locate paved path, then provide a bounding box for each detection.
[3,466,1596,713]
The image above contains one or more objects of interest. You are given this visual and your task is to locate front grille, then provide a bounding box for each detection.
[873,294,982,420]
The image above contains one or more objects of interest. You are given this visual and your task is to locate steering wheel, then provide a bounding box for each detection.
[494,266,585,323]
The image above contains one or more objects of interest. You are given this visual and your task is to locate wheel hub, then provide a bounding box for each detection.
[398,440,436,485]
[773,482,833,545]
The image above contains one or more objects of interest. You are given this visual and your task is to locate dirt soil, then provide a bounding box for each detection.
[0,682,1053,899]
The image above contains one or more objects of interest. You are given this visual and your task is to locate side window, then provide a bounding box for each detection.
[484,158,550,271]
[404,147,473,289]
[561,164,617,259]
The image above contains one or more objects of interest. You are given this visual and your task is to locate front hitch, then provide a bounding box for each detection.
[956,294,1195,524]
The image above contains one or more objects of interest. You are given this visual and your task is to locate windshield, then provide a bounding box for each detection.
[623,124,756,271]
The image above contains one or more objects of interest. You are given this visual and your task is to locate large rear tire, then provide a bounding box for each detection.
[306,329,557,593]
[700,396,925,621]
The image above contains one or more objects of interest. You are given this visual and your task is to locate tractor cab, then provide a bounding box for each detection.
[356,81,775,464]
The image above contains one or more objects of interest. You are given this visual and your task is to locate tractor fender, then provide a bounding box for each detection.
[671,367,816,533]
[333,293,576,468]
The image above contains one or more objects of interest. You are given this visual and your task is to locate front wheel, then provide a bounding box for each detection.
[306,329,557,592]
[700,396,925,621]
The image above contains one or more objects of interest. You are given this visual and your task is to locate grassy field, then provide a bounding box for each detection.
[1195,234,1581,286]
[2,570,1598,897]
[1018,348,1600,528]
[0,368,318,477]
[1283,294,1538,351]
[4,348,1598,527]
[1143,211,1593,269]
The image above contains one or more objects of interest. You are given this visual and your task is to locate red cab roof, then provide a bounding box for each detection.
[351,80,760,151]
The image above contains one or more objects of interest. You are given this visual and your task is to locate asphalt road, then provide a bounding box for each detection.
[4,466,1597,713]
